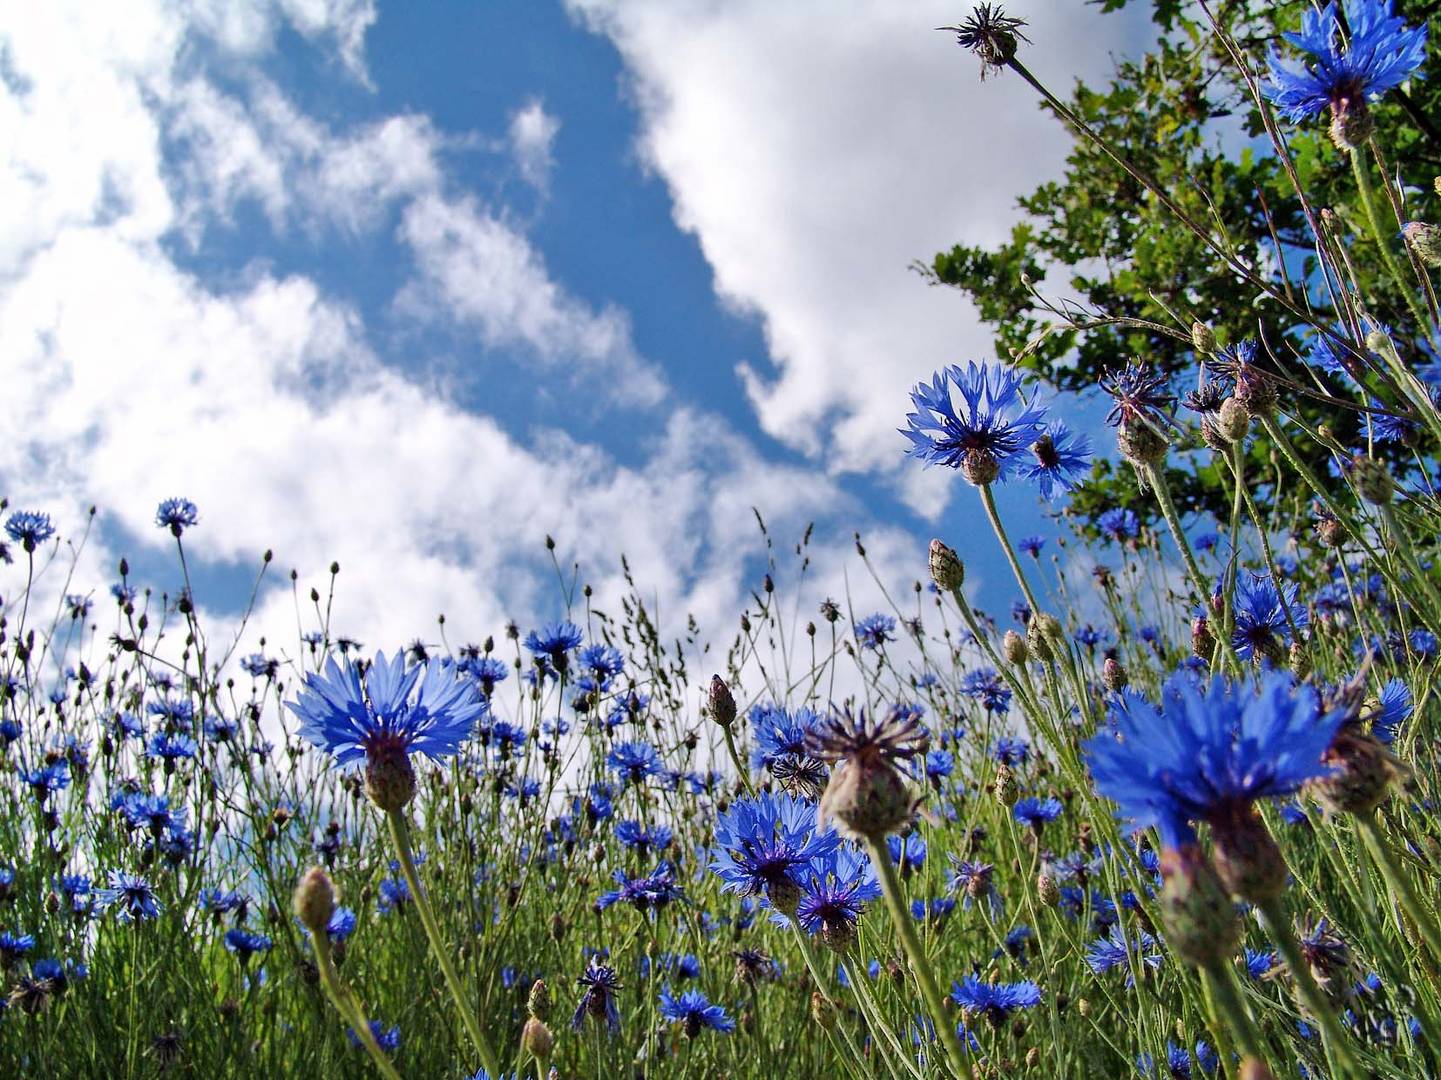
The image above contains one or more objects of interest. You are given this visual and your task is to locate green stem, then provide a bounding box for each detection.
[863,835,969,1078]
[1256,897,1364,1080]
[979,484,1040,614]
[1351,150,1431,330]
[1356,810,1441,965]
[722,726,757,798]
[1143,462,1208,600]
[386,809,501,1078]
[1202,962,1265,1065]
[313,932,404,1080]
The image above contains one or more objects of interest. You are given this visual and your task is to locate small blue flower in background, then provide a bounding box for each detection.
[155,498,199,537]
[1372,677,1412,744]
[95,870,161,922]
[286,650,484,769]
[901,361,1049,485]
[347,1020,400,1053]
[1086,924,1163,985]
[523,621,584,675]
[1097,508,1140,543]
[949,974,1041,1026]
[1232,573,1307,662]
[1013,796,1063,833]
[658,985,735,1036]
[1264,1,1427,124]
[224,928,273,964]
[854,613,897,650]
[5,510,55,553]
[606,740,662,786]
[1018,534,1046,557]
[573,958,623,1034]
[1024,420,1093,498]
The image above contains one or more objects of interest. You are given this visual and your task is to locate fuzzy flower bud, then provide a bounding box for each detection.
[522,1016,554,1060]
[1310,730,1410,816]
[1238,1059,1276,1080]
[1349,455,1394,505]
[929,539,965,592]
[1027,612,1064,663]
[1403,221,1441,267]
[994,764,1018,807]
[1036,873,1060,907]
[528,979,551,1021]
[811,992,837,1031]
[1157,844,1240,967]
[708,675,736,730]
[1217,397,1250,441]
[1191,615,1214,659]
[1210,809,1287,904]
[1002,630,1029,665]
[1101,657,1127,693]
[1191,322,1217,354]
[1117,420,1168,467]
[293,866,337,936]
[364,746,416,812]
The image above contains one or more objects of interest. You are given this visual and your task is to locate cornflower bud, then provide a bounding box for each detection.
[522,1016,554,1060]
[708,675,736,730]
[1101,657,1127,692]
[994,764,1018,807]
[1036,873,1060,907]
[1191,322,1217,354]
[1217,397,1250,440]
[811,992,837,1031]
[1402,222,1441,268]
[929,539,965,592]
[293,866,337,936]
[1002,630,1029,665]
[1157,844,1239,967]
[528,979,551,1021]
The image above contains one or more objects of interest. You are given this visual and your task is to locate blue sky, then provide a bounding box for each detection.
[0,1,1146,666]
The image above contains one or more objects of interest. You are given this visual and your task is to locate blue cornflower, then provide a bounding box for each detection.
[576,644,624,687]
[950,975,1042,1027]
[597,862,684,914]
[922,749,954,785]
[960,669,1011,714]
[1244,948,1277,980]
[1083,670,1342,849]
[1018,534,1046,558]
[1373,678,1412,744]
[710,792,838,909]
[286,651,483,804]
[573,958,623,1034]
[523,621,584,674]
[991,736,1029,765]
[606,740,662,786]
[948,858,1003,916]
[224,928,273,964]
[147,732,197,763]
[854,613,897,651]
[5,511,55,552]
[1025,420,1093,498]
[1101,362,1175,430]
[461,655,509,696]
[889,832,928,873]
[1263,2,1427,127]
[1087,924,1163,985]
[326,907,358,942]
[21,763,70,802]
[377,877,410,914]
[348,1021,400,1053]
[614,819,674,855]
[1097,508,1140,543]
[1013,796,1063,833]
[1139,1042,1195,1079]
[95,870,161,922]
[118,792,186,835]
[154,498,199,536]
[901,361,1050,485]
[793,848,882,952]
[0,931,35,966]
[659,985,734,1037]
[240,653,278,679]
[1232,574,1307,662]
[199,888,247,920]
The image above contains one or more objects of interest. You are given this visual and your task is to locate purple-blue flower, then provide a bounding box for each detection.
[154,498,199,536]
[950,975,1041,1026]
[901,361,1049,484]
[1024,420,1093,498]
[1263,1,1427,124]
[658,985,735,1036]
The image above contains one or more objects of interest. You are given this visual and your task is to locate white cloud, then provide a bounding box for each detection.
[508,98,561,192]
[566,0,1148,495]
[0,0,937,714]
[396,193,667,405]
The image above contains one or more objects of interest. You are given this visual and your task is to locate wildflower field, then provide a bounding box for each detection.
[9,2,1441,1078]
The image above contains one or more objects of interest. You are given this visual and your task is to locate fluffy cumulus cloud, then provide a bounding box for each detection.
[566,0,1146,509]
[0,0,928,685]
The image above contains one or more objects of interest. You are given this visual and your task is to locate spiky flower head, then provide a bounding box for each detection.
[1232,573,1307,664]
[792,847,881,953]
[950,975,1042,1028]
[1263,1,1427,150]
[710,791,839,916]
[572,959,622,1035]
[286,651,485,811]
[807,705,928,841]
[154,498,199,537]
[901,361,1049,486]
[1101,362,1175,465]
[5,511,55,553]
[658,986,735,1038]
[1084,671,1341,845]
[937,5,1031,80]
